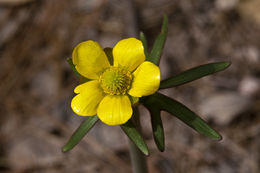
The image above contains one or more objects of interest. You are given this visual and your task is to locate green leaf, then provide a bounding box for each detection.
[62,116,99,152]
[160,61,231,89]
[67,58,80,79]
[67,58,90,83]
[104,47,113,65]
[121,120,149,155]
[148,14,168,65]
[139,32,149,58]
[142,93,222,140]
[144,106,165,151]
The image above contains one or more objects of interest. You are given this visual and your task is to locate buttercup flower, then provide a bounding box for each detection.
[71,38,160,125]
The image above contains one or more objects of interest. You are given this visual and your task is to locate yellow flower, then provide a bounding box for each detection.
[71,38,160,125]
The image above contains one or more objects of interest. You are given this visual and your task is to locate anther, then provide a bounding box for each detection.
[100,67,132,95]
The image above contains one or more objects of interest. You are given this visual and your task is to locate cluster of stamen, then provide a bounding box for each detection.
[100,67,132,95]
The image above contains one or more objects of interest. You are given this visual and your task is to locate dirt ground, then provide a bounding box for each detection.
[0,0,259,173]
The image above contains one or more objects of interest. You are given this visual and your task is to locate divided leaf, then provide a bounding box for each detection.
[160,61,231,89]
[140,32,149,58]
[67,58,80,78]
[147,15,168,65]
[67,58,90,82]
[144,105,165,152]
[142,93,222,140]
[63,116,99,152]
[121,120,149,155]
[104,47,113,65]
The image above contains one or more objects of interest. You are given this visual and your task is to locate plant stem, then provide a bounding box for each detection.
[128,107,148,173]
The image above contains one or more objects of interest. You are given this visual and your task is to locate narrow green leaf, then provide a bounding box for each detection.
[142,93,222,140]
[144,106,165,151]
[67,58,80,79]
[139,32,149,58]
[148,14,168,65]
[160,61,231,89]
[63,116,99,152]
[121,120,149,155]
[104,47,113,65]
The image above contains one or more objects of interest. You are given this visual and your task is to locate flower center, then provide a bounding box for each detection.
[100,67,132,95]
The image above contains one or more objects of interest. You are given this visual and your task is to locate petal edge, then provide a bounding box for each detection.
[72,41,110,79]
[97,95,132,125]
[113,38,145,71]
[71,80,104,116]
[128,61,160,97]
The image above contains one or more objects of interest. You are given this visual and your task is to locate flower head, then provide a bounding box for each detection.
[71,38,160,125]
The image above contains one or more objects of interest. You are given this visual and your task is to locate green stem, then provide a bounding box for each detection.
[128,107,148,173]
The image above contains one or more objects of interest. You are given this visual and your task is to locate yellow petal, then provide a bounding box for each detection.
[72,41,110,79]
[128,61,160,97]
[71,80,105,116]
[113,38,145,71]
[97,95,132,125]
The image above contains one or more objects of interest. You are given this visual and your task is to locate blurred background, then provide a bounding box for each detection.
[0,0,259,173]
